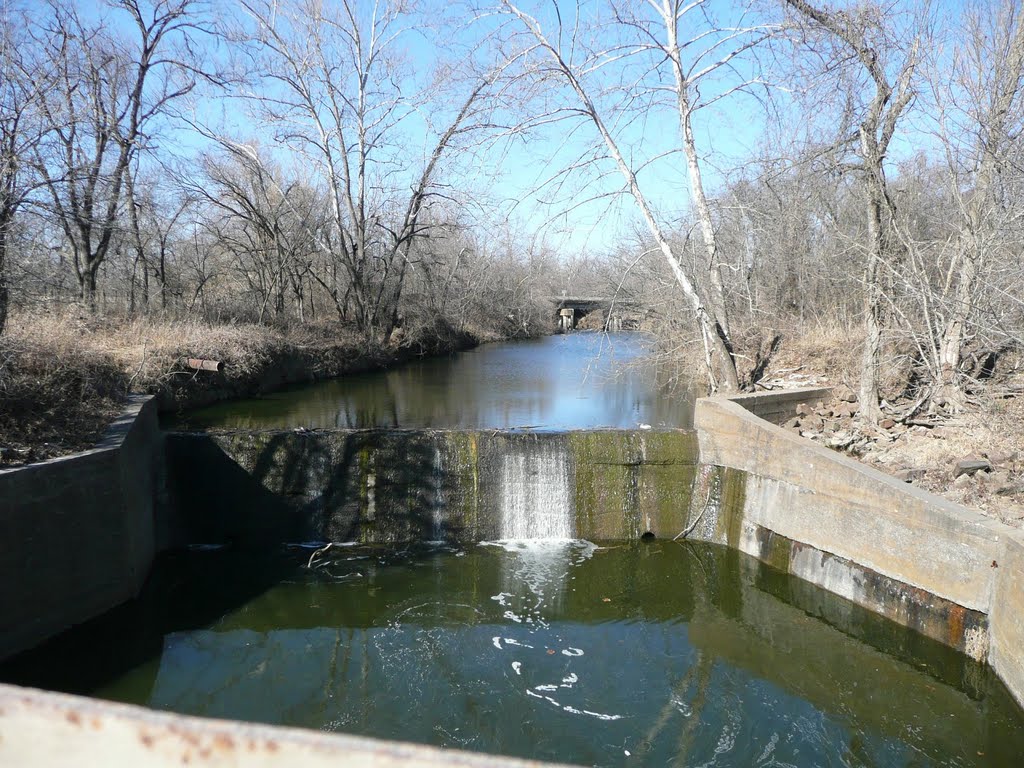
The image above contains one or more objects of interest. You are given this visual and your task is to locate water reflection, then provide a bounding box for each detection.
[173,333,698,431]
[6,542,1021,767]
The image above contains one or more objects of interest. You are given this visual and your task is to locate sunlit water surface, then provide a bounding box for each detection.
[171,332,697,431]
[3,541,1022,767]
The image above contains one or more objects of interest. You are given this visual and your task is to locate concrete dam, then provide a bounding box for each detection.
[164,429,702,546]
[3,332,1024,766]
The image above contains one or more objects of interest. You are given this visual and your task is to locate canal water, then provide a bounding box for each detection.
[2,541,1022,767]
[172,332,698,431]
[8,332,1024,766]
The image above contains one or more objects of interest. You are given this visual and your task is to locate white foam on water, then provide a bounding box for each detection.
[511,662,522,675]
[583,710,622,721]
[561,647,584,657]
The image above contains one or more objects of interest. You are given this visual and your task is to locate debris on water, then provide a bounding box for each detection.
[306,542,334,568]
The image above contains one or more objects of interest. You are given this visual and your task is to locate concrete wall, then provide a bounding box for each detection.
[717,387,831,425]
[0,684,571,768]
[989,529,1024,708]
[0,396,161,661]
[694,389,1024,703]
[163,429,700,546]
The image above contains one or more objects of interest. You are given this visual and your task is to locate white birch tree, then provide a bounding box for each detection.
[496,0,773,390]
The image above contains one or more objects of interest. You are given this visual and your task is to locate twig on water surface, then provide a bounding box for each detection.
[306,542,334,568]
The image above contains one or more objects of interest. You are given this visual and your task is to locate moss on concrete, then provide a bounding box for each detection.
[715,466,748,550]
[170,428,699,545]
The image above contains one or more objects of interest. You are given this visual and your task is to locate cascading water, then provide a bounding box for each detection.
[498,440,574,539]
[429,446,444,542]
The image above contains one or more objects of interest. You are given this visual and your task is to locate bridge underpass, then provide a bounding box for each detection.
[553,295,646,332]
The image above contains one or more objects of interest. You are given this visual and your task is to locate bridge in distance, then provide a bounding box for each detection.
[550,294,646,332]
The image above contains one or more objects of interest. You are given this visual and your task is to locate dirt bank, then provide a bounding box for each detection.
[757,328,1024,529]
[0,311,514,466]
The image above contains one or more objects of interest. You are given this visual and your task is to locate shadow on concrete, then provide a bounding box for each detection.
[164,429,465,547]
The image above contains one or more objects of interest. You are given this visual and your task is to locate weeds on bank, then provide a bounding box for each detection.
[0,313,127,464]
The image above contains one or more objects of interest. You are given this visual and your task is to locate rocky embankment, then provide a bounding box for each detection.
[778,385,1024,528]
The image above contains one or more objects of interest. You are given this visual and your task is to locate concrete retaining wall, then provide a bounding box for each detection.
[694,388,1024,703]
[0,396,161,661]
[164,429,700,546]
[989,530,1024,707]
[0,684,570,768]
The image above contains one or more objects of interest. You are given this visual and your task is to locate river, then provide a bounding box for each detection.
[173,332,698,431]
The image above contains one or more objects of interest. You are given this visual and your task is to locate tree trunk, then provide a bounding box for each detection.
[0,226,8,335]
[81,268,98,312]
[935,241,978,409]
[858,191,886,422]
[0,266,8,336]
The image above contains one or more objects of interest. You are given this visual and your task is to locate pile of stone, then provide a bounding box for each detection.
[780,386,886,452]
[950,453,1022,496]
[781,388,1023,501]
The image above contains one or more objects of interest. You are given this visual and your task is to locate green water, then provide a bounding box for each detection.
[4,540,1022,767]
[172,332,698,431]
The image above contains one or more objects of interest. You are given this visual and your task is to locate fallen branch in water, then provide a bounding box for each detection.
[675,483,715,541]
[306,542,334,568]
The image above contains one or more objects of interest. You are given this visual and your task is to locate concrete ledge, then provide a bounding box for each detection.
[0,396,160,661]
[695,387,1024,702]
[696,395,1003,613]
[0,684,572,768]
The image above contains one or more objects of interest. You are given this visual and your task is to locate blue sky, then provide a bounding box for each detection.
[85,0,969,260]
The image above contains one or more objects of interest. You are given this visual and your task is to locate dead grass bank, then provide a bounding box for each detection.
[0,309,485,466]
[0,313,126,464]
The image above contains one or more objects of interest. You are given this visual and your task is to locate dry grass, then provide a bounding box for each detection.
[0,307,476,463]
[0,311,127,464]
[764,320,863,390]
[84,314,365,394]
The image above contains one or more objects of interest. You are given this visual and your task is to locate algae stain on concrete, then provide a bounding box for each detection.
[714,466,748,550]
[169,428,701,545]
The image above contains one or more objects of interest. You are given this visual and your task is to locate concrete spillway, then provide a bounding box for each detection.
[498,442,574,539]
[163,429,700,546]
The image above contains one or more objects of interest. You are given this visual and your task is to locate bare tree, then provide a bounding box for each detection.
[32,0,203,310]
[497,0,773,391]
[230,0,506,339]
[122,162,194,313]
[930,0,1024,409]
[191,147,320,323]
[783,0,920,421]
[0,3,52,333]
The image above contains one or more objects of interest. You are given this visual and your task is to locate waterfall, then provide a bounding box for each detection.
[498,440,574,539]
[429,446,444,542]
